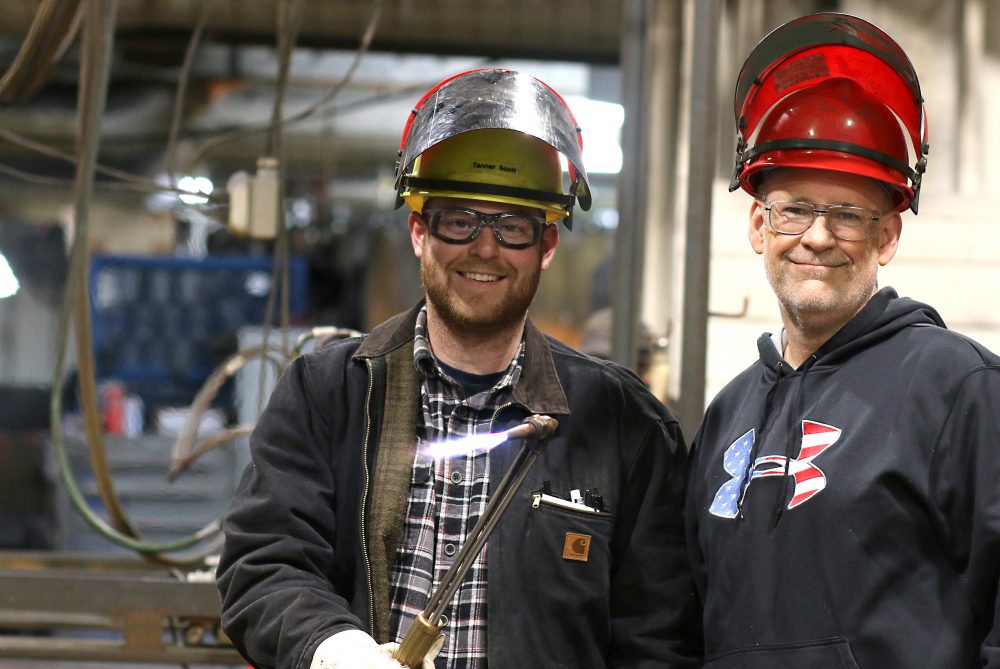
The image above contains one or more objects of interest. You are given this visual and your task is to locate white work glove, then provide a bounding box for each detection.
[309,629,403,669]
[378,634,444,669]
[309,629,444,669]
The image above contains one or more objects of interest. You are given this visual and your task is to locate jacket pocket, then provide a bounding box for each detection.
[706,637,861,669]
[524,493,613,584]
[509,493,614,666]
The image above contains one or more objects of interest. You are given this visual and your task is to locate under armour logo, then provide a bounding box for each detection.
[709,421,841,519]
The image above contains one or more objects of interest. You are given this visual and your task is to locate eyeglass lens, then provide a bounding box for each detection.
[767,201,878,241]
[424,209,544,249]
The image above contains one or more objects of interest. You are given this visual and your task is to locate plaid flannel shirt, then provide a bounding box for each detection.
[388,307,524,669]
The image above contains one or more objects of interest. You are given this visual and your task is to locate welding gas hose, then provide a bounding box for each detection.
[168,326,363,479]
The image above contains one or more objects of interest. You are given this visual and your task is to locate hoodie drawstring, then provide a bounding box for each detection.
[772,361,810,526]
[736,360,786,519]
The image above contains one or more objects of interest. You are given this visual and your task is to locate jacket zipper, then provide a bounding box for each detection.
[361,358,375,633]
[488,402,513,432]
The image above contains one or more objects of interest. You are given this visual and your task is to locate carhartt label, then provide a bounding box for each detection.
[562,532,591,562]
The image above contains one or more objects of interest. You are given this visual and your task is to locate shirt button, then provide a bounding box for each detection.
[444,543,457,556]
[450,470,463,484]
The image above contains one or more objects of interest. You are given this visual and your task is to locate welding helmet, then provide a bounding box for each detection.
[396,68,592,228]
[730,13,929,213]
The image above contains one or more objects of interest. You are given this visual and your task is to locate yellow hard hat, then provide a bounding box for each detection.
[395,68,591,229]
[401,129,566,222]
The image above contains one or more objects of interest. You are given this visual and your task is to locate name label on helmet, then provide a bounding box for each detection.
[472,161,519,174]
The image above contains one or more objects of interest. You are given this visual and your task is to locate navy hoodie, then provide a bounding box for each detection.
[685,288,1000,668]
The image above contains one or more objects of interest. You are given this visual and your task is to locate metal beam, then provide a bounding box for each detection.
[0,0,623,64]
[675,0,721,436]
[611,0,651,371]
[0,554,241,664]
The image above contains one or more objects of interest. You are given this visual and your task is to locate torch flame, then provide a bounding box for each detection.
[422,431,510,459]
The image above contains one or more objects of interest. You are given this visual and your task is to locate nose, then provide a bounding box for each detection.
[799,214,837,250]
[468,223,502,259]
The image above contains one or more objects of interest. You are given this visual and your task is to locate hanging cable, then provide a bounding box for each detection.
[254,0,304,413]
[164,1,212,187]
[185,0,383,172]
[0,0,84,103]
[0,126,176,193]
[48,0,222,566]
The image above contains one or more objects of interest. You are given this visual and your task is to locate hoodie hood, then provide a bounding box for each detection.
[744,287,946,524]
[756,287,946,373]
[687,290,1000,667]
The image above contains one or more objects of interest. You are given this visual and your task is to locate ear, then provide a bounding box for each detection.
[876,211,902,266]
[408,211,427,258]
[748,200,766,254]
[539,223,559,270]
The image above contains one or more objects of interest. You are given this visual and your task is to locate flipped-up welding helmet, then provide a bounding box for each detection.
[730,13,929,213]
[395,68,592,228]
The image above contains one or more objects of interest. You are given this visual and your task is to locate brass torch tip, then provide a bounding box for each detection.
[522,414,558,440]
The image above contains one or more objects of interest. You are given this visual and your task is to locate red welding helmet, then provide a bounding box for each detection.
[730,13,929,213]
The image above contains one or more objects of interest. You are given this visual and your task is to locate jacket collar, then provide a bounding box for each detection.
[354,300,570,416]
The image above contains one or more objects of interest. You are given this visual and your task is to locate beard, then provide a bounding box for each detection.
[764,252,878,330]
[421,254,542,336]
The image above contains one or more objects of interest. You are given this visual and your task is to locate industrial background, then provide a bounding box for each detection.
[0,0,997,666]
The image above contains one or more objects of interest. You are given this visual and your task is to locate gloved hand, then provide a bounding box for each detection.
[309,629,403,669]
[378,634,444,669]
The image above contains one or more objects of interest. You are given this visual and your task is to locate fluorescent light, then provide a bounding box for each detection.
[564,96,624,174]
[0,252,19,299]
[177,175,214,205]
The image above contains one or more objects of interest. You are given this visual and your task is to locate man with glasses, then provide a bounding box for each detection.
[684,13,1000,668]
[217,68,702,669]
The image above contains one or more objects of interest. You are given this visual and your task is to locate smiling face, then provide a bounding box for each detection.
[409,196,558,336]
[749,168,902,333]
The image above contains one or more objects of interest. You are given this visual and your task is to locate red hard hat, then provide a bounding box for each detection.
[730,13,929,213]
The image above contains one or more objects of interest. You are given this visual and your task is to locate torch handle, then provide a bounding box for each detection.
[392,612,443,668]
[424,441,539,620]
[396,414,557,665]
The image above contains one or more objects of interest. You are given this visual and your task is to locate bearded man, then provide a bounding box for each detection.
[217,68,702,669]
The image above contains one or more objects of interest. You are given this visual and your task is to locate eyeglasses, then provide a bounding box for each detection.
[421,208,546,250]
[763,200,884,242]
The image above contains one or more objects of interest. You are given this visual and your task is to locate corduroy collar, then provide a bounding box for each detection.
[353,300,570,416]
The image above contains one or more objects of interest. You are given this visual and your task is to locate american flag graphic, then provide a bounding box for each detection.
[709,429,755,519]
[710,420,841,518]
